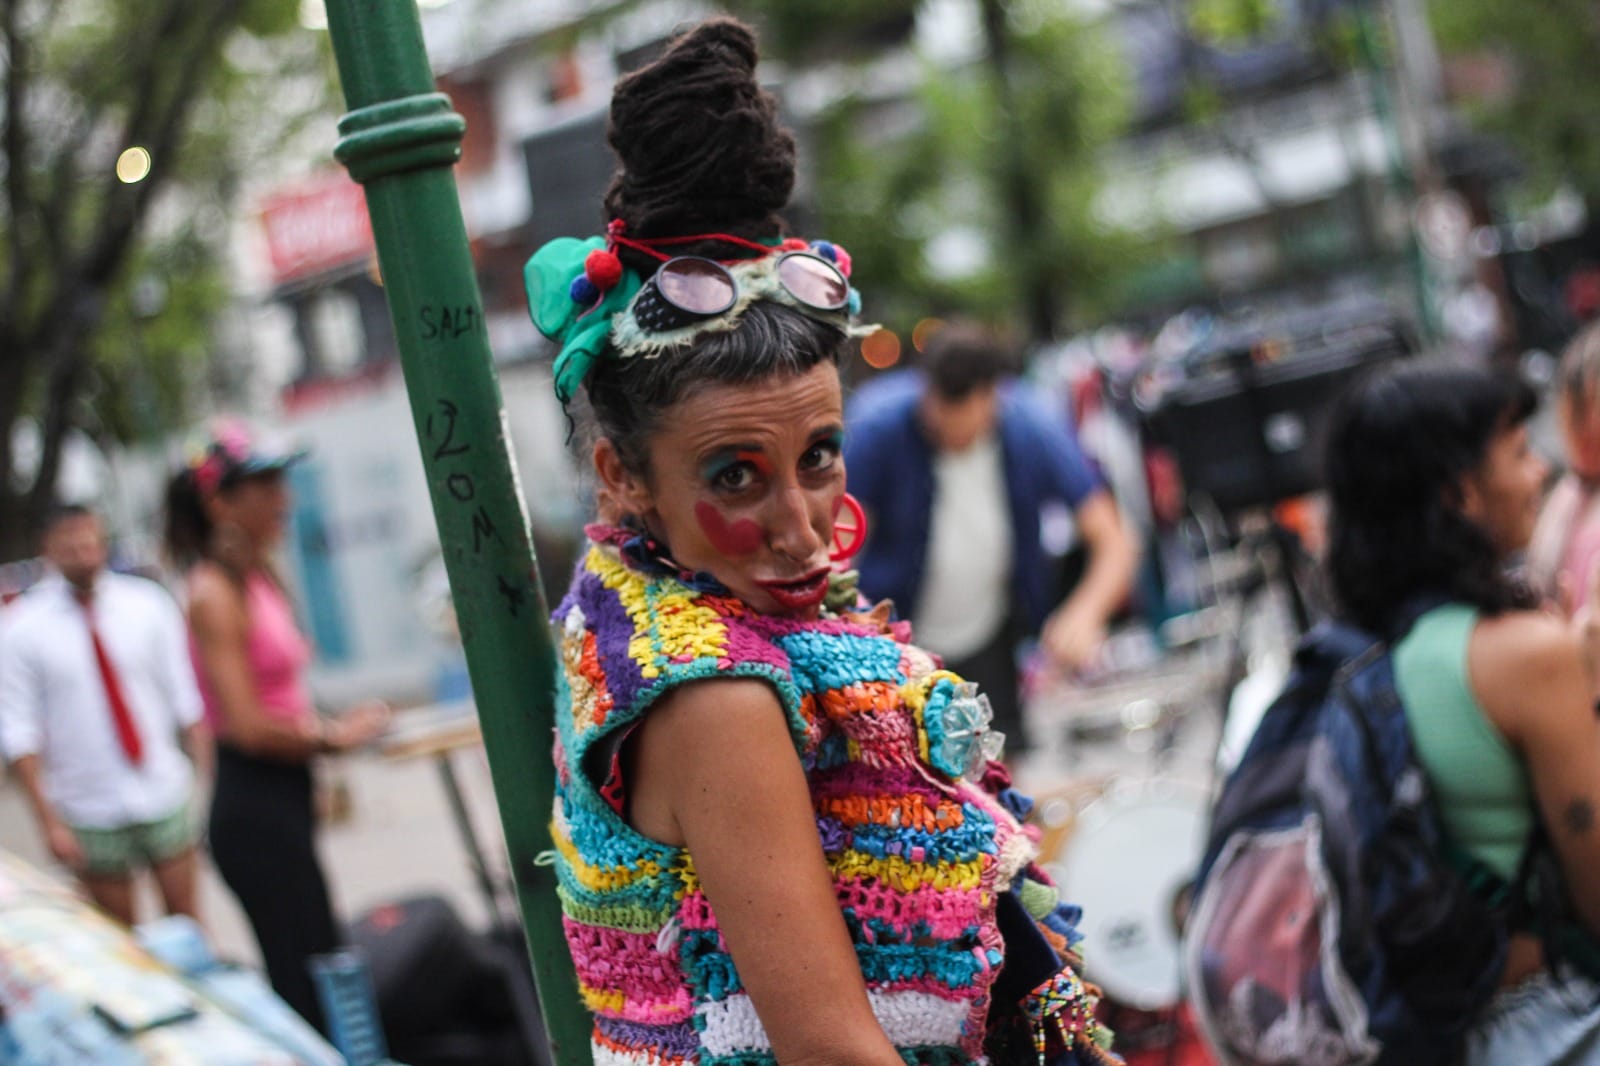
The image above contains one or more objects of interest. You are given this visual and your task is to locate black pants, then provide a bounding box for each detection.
[209,744,340,1034]
[946,613,1027,753]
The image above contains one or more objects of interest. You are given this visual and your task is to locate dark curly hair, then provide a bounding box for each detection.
[584,18,845,477]
[603,18,795,273]
[1325,361,1539,634]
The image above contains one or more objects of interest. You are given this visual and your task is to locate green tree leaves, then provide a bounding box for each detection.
[0,0,332,557]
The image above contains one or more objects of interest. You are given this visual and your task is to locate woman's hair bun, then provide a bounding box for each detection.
[603,17,795,261]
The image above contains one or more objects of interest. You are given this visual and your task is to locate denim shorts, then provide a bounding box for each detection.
[1466,968,1600,1065]
[70,799,198,878]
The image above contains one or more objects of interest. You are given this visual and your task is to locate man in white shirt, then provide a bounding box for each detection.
[847,324,1141,754]
[0,505,211,924]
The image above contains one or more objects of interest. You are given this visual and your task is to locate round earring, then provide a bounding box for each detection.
[830,493,868,563]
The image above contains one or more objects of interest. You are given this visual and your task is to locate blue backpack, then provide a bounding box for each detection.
[1184,619,1514,1066]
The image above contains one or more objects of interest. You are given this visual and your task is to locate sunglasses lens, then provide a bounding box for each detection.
[778,254,849,311]
[657,258,737,315]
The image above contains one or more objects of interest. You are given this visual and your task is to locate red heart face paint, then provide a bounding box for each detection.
[694,500,764,556]
[615,362,847,616]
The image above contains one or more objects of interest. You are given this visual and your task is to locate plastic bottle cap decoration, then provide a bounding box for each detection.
[829,493,868,564]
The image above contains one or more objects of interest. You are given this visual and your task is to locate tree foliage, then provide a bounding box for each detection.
[1428,0,1600,203]
[722,0,919,63]
[736,0,1143,344]
[545,0,1143,342]
[0,0,330,560]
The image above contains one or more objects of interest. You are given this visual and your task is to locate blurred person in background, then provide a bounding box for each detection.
[163,422,387,1034]
[1530,320,1600,626]
[0,505,210,925]
[1328,363,1600,1061]
[845,322,1141,753]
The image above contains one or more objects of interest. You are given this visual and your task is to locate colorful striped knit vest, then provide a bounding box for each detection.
[551,542,1116,1065]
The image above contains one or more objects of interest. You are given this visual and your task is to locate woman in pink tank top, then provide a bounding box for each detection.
[190,571,316,732]
[164,421,387,1034]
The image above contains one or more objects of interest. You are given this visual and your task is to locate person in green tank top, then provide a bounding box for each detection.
[1326,361,1600,1064]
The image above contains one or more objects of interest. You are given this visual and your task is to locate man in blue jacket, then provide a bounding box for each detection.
[846,323,1140,753]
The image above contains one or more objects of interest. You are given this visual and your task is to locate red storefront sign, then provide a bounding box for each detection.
[259,172,375,286]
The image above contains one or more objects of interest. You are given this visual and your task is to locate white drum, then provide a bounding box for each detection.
[1048,776,1209,1012]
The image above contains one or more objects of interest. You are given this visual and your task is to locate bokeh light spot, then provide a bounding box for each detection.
[116,147,151,184]
[861,329,902,370]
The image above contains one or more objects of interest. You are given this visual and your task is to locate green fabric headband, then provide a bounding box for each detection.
[523,236,643,406]
[523,233,867,405]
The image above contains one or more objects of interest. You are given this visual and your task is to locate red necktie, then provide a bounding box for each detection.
[76,590,144,767]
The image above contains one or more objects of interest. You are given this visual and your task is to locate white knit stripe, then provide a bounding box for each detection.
[867,988,971,1047]
[697,989,969,1055]
[591,1040,687,1066]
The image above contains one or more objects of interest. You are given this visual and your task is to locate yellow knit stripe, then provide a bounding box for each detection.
[590,548,731,679]
[831,853,983,893]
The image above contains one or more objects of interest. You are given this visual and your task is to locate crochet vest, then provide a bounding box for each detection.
[551,544,1107,1066]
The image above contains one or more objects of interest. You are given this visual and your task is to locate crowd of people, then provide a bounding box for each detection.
[6,10,1600,1064]
[0,425,387,1037]
[524,17,1600,1062]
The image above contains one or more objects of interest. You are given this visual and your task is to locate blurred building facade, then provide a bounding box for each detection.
[205,0,1580,700]
[210,0,714,703]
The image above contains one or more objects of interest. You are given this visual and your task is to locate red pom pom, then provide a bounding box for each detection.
[780,237,810,252]
[585,249,624,291]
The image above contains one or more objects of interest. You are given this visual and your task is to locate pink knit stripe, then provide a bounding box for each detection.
[676,891,719,932]
[564,919,695,1024]
[677,876,986,940]
[864,975,978,1003]
[583,983,697,1026]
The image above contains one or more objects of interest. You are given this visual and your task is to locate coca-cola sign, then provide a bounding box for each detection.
[259,171,374,285]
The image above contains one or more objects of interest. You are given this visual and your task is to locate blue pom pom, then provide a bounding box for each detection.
[810,240,838,262]
[847,288,862,315]
[569,275,599,305]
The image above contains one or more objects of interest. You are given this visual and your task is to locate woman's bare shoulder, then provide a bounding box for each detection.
[185,563,246,626]
[644,677,792,752]
[627,676,801,845]
[1469,609,1588,742]
[1471,609,1580,673]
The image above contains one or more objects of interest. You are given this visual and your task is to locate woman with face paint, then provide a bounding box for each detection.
[524,19,1120,1066]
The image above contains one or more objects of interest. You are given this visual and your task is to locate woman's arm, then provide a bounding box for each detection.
[627,678,904,1066]
[187,565,324,761]
[1473,612,1600,937]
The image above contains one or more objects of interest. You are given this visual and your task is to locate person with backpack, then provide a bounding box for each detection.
[1188,362,1600,1065]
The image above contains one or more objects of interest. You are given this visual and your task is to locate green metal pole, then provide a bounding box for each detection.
[321,5,591,1064]
[1355,3,1438,345]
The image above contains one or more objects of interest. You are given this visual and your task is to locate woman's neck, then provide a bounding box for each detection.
[205,533,267,580]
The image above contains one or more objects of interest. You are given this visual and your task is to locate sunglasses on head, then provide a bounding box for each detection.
[631,252,851,334]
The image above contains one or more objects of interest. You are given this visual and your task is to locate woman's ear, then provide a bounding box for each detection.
[1454,471,1485,524]
[201,488,230,526]
[593,438,652,518]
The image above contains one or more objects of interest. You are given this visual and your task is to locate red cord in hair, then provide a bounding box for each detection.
[606,219,776,263]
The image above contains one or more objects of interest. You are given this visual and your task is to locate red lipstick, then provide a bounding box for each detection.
[756,567,831,611]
